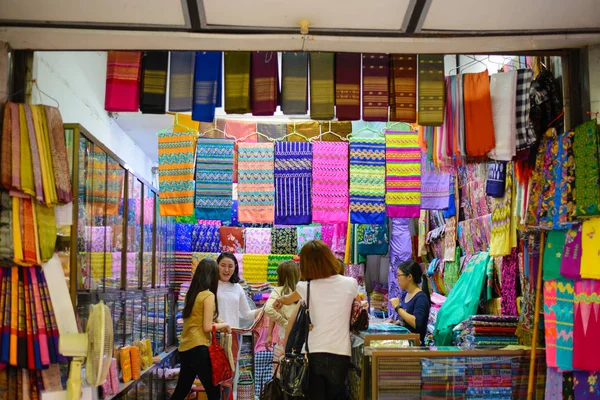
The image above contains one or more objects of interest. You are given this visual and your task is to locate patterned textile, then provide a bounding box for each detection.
[464,70,496,157]
[388,218,412,318]
[581,218,600,279]
[0,190,12,260]
[556,278,575,371]
[417,54,445,126]
[271,227,297,255]
[320,224,334,248]
[172,252,193,285]
[421,357,466,399]
[544,280,558,368]
[557,130,577,227]
[251,51,278,116]
[573,279,600,371]
[242,254,268,283]
[335,53,361,121]
[296,226,322,252]
[385,131,421,218]
[375,357,421,399]
[356,224,388,255]
[574,370,600,399]
[500,248,519,316]
[515,69,536,151]
[458,215,492,256]
[191,252,219,274]
[32,105,58,205]
[267,254,294,283]
[140,51,168,114]
[237,143,275,223]
[224,52,251,114]
[220,227,245,253]
[235,253,244,278]
[543,230,567,280]
[312,141,349,224]
[286,120,320,142]
[545,367,563,400]
[0,102,14,191]
[564,372,574,400]
[309,53,335,120]
[280,52,308,115]
[256,122,286,142]
[561,225,582,280]
[158,130,196,216]
[465,357,513,399]
[486,161,507,198]
[175,223,193,252]
[244,228,272,254]
[225,119,258,183]
[489,163,514,257]
[420,167,450,210]
[191,224,220,253]
[389,55,417,123]
[254,350,274,396]
[44,106,73,204]
[168,51,195,112]
[194,139,234,220]
[104,51,142,112]
[319,121,352,142]
[362,54,389,122]
[331,222,348,255]
[574,120,600,217]
[191,51,222,123]
[444,216,457,262]
[274,142,312,225]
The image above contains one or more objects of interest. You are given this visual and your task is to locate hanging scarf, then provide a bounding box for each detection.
[194,139,234,221]
[515,69,536,151]
[463,70,496,157]
[335,53,361,121]
[309,53,335,120]
[104,51,142,112]
[191,51,222,123]
[224,52,251,114]
[256,122,286,142]
[488,71,517,161]
[417,55,445,126]
[439,76,454,165]
[362,54,389,122]
[349,137,386,224]
[237,143,275,223]
[456,74,467,156]
[574,120,600,217]
[389,54,417,123]
[560,225,582,280]
[251,51,278,116]
[168,51,195,112]
[274,142,312,225]
[44,106,72,204]
[312,141,349,224]
[11,102,21,192]
[384,131,421,219]
[140,51,168,114]
[281,52,308,115]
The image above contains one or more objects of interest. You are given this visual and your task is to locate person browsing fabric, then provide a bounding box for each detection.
[389,260,431,345]
[171,259,231,400]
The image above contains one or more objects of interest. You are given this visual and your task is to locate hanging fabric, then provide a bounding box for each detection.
[267,254,294,283]
[486,161,507,198]
[158,130,196,216]
[349,137,386,225]
[389,55,417,123]
[274,142,312,225]
[580,218,600,279]
[104,51,142,112]
[489,162,514,257]
[463,70,496,157]
[560,225,582,280]
[515,69,536,151]
[19,104,35,199]
[555,278,575,371]
[191,51,222,123]
[224,120,257,183]
[224,52,251,114]
[362,53,389,122]
[488,71,517,161]
[191,224,220,253]
[194,139,234,221]
[237,143,275,223]
[335,53,361,121]
[168,51,195,112]
[140,51,168,114]
[420,161,450,211]
[0,190,12,260]
[44,106,72,204]
[281,52,308,115]
[285,121,320,142]
[356,224,389,255]
[251,51,279,116]
[573,279,600,371]
[385,131,421,219]
[574,120,600,217]
[271,227,297,255]
[312,141,349,224]
[242,254,269,283]
[219,226,245,253]
[309,53,335,120]
[417,54,445,126]
[256,122,286,142]
[23,105,43,203]
[245,228,272,254]
[297,226,322,252]
[319,121,352,142]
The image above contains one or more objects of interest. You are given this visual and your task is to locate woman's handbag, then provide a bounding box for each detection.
[260,363,285,400]
[208,326,233,386]
[350,299,369,333]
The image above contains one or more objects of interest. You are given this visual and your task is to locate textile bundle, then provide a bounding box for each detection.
[349,138,386,225]
[237,143,275,223]
[168,51,195,112]
[251,52,279,116]
[488,71,517,161]
[385,131,421,218]
[274,142,312,225]
[104,51,142,112]
[194,139,234,221]
[158,130,196,216]
[311,141,349,224]
[224,52,251,114]
[242,254,268,283]
[463,70,496,157]
[140,51,168,114]
[335,53,361,121]
[362,54,389,122]
[191,51,222,123]
[389,55,417,123]
[309,53,335,120]
[267,254,294,283]
[417,54,445,126]
[281,52,308,115]
[453,315,518,348]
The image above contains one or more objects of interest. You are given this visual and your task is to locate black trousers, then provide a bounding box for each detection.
[307,353,350,400]
[170,346,220,400]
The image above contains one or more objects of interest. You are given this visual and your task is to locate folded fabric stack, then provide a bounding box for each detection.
[453,315,518,348]
[244,282,273,308]
[369,281,388,319]
[171,252,192,285]
[465,356,513,399]
[237,335,255,400]
[377,357,421,400]
[425,293,446,346]
[421,357,466,399]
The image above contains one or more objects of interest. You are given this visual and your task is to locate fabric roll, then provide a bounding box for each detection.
[574,120,600,217]
[44,106,73,204]
[335,53,361,121]
[245,228,272,254]
[194,139,234,221]
[515,69,536,151]
[105,51,142,112]
[286,121,320,142]
[389,55,417,123]
[463,70,496,156]
[274,142,312,225]
[349,137,386,224]
[385,131,421,218]
[362,53,389,122]
[573,279,600,371]
[486,161,507,198]
[580,218,600,279]
[237,143,275,223]
[191,51,222,123]
[220,226,245,253]
[556,278,575,371]
[312,141,349,224]
[309,53,335,120]
[271,227,297,255]
[256,122,286,142]
[417,54,445,126]
[158,130,196,216]
[488,71,517,161]
[281,52,308,115]
[140,51,168,114]
[168,51,195,112]
[224,52,251,114]
[560,225,582,280]
[251,51,279,116]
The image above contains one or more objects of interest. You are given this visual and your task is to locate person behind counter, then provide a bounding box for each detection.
[389,260,431,345]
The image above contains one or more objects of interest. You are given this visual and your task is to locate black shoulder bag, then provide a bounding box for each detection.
[280,281,311,397]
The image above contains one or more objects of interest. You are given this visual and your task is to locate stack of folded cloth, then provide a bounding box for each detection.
[453,315,518,348]
[370,281,389,318]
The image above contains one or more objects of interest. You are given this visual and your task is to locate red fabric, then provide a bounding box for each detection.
[251,52,279,116]
[104,51,142,112]
[209,326,233,386]
[335,53,361,121]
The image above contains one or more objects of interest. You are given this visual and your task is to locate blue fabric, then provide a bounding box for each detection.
[190,224,220,253]
[194,139,234,221]
[175,223,193,251]
[191,51,222,122]
[274,142,312,225]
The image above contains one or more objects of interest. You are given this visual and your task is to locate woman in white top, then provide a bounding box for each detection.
[276,240,358,400]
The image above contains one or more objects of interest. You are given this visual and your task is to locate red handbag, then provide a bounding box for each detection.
[208,326,233,386]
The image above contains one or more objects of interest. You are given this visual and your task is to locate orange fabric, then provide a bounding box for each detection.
[417,125,428,152]
[463,70,496,157]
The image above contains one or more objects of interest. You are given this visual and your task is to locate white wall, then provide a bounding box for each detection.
[32,51,156,184]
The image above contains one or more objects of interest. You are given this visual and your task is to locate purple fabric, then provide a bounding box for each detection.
[420,170,450,210]
[388,218,413,318]
[545,367,563,400]
[574,370,600,399]
[561,225,582,279]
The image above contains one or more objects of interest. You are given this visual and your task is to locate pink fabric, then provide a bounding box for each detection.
[197,219,222,225]
[235,253,244,279]
[312,142,349,224]
[245,228,272,254]
[321,225,334,248]
[225,120,258,183]
[543,280,557,368]
[332,222,348,254]
[86,226,113,252]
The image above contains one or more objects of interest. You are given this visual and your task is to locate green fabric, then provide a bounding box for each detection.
[443,247,461,294]
[434,252,491,346]
[543,230,567,281]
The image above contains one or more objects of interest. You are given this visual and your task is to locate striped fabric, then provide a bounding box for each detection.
[362,54,389,122]
[349,138,386,225]
[237,143,275,223]
[309,53,335,120]
[417,55,445,126]
[389,55,417,123]
[158,131,196,216]
[194,139,234,221]
[385,131,421,218]
[104,51,142,112]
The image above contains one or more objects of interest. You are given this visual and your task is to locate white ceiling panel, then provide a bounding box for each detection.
[0,0,188,27]
[202,0,411,31]
[423,0,600,31]
[114,113,173,161]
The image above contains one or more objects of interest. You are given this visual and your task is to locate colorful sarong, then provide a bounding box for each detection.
[544,280,558,367]
[224,52,251,114]
[158,130,196,216]
[274,142,312,225]
[312,141,349,224]
[251,51,278,116]
[191,51,222,123]
[349,137,386,224]
[362,54,389,122]
[417,54,445,126]
[309,53,335,120]
[281,52,308,115]
[574,120,600,217]
[168,51,195,112]
[560,225,582,280]
[194,139,234,221]
[389,54,417,123]
[140,51,168,114]
[237,143,275,223]
[385,131,421,218]
[104,51,142,112]
[335,53,361,121]
[44,106,72,204]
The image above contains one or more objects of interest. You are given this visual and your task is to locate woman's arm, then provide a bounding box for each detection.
[274,290,302,309]
[203,295,231,333]
[282,303,301,349]
[265,290,288,327]
[266,319,276,348]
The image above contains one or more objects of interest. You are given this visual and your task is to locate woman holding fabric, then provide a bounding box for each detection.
[389,260,431,345]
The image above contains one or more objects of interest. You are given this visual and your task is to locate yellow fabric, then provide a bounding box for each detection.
[581,217,600,279]
[172,113,200,133]
[242,254,269,283]
[179,290,213,352]
[35,202,57,263]
[344,214,352,264]
[32,105,58,206]
[12,197,23,264]
[19,104,35,197]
